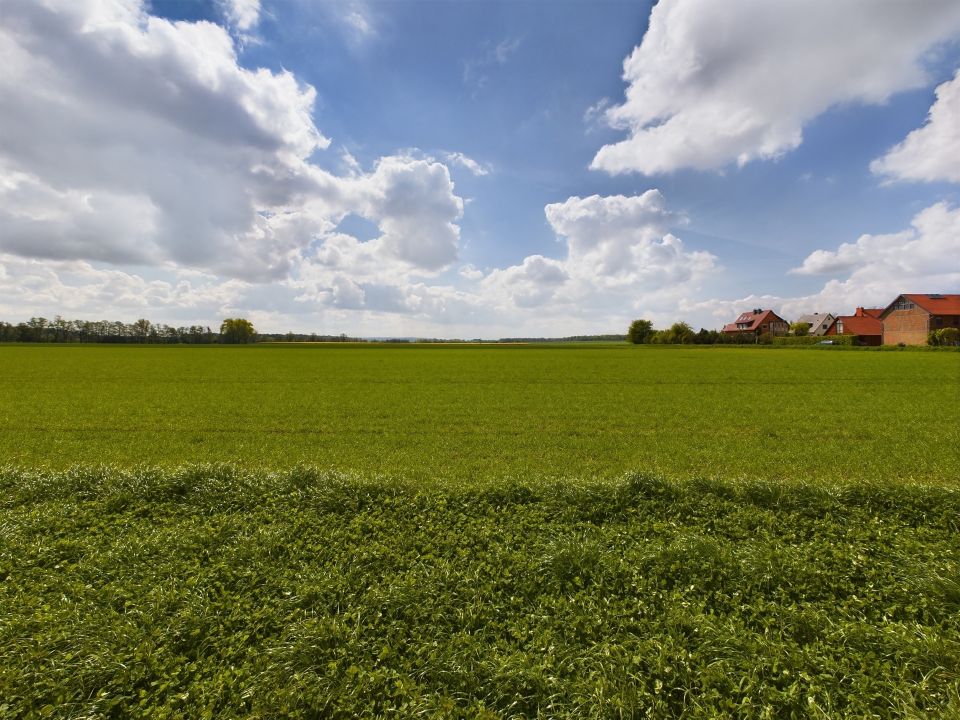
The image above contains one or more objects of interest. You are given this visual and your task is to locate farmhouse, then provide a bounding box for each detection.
[793,313,835,336]
[721,308,789,337]
[879,294,960,345]
[825,307,883,346]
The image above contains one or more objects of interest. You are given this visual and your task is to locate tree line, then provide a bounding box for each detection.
[0,317,257,344]
[627,319,762,345]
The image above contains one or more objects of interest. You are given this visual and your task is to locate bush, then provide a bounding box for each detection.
[773,335,855,346]
[929,327,960,346]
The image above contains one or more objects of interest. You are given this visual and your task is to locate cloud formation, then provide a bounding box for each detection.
[689,201,960,325]
[0,0,464,287]
[592,0,960,175]
[871,69,960,184]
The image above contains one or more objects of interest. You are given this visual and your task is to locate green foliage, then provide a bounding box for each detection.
[929,327,960,346]
[774,335,856,346]
[1,466,958,717]
[627,318,654,344]
[790,321,811,337]
[0,344,958,482]
[219,318,256,344]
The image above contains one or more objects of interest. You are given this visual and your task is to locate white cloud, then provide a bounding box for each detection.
[458,264,484,281]
[220,0,260,32]
[481,191,715,320]
[690,201,960,324]
[444,152,491,177]
[871,69,960,183]
[0,0,465,286]
[592,0,960,175]
[790,201,960,292]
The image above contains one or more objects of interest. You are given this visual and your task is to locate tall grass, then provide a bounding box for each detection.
[2,466,958,717]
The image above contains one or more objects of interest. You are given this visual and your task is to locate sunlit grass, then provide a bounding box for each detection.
[1,343,957,483]
[1,466,958,717]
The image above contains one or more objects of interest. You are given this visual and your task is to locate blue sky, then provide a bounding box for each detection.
[1,0,958,336]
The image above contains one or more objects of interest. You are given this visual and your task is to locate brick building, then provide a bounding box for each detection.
[879,294,960,345]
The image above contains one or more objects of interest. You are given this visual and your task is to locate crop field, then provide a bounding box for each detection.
[1,344,958,481]
[1,344,959,717]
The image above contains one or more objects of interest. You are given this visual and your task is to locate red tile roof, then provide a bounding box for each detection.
[902,294,960,315]
[830,314,881,337]
[721,309,787,333]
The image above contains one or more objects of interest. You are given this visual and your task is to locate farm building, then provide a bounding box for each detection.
[793,313,835,336]
[825,308,883,346]
[879,294,960,345]
[721,309,789,337]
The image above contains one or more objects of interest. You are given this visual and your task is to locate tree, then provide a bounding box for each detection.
[667,321,695,344]
[791,321,811,337]
[220,318,257,344]
[627,319,654,344]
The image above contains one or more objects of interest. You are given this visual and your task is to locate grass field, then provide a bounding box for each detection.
[2,344,959,717]
[1,343,958,482]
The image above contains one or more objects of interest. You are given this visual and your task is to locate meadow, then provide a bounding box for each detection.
[1,344,959,717]
[1,343,958,482]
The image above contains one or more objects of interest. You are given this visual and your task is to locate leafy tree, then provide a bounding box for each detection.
[220,318,257,344]
[790,322,811,337]
[667,321,695,344]
[929,327,960,346]
[627,319,654,344]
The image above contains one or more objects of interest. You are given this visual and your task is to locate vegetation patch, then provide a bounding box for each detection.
[2,466,958,718]
[1,344,957,483]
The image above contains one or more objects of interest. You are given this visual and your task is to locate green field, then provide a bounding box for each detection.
[2,344,958,481]
[2,344,959,717]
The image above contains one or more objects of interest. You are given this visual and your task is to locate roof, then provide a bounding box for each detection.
[721,308,787,333]
[902,294,960,315]
[861,308,883,319]
[794,313,834,331]
[831,314,882,337]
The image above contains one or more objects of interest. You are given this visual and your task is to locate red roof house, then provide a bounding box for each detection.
[879,294,960,345]
[825,307,883,346]
[721,308,789,337]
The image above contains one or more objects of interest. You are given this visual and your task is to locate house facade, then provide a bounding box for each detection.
[794,313,835,337]
[825,307,882,346]
[879,294,960,345]
[721,309,789,337]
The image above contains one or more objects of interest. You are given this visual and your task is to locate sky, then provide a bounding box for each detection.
[1,0,959,337]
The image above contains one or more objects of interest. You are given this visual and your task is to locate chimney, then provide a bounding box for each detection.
[855,307,864,317]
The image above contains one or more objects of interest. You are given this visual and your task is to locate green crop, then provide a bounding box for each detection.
[1,344,957,483]
[2,344,958,716]
[1,467,958,718]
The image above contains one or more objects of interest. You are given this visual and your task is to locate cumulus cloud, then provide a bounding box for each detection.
[482,191,715,319]
[871,69,960,184]
[444,152,491,177]
[220,0,261,31]
[689,201,960,325]
[790,201,960,289]
[592,0,960,175]
[0,0,465,287]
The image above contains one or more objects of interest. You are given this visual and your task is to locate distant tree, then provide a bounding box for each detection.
[695,328,720,345]
[627,319,654,344]
[667,321,695,345]
[220,318,257,344]
[791,321,811,337]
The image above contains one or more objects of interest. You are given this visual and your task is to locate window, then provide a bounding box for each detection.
[935,316,944,327]
[837,321,844,334]
[893,298,914,311]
